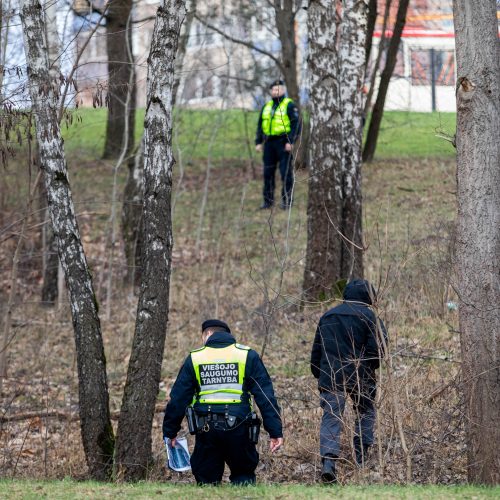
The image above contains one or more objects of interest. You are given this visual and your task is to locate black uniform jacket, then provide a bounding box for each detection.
[255,96,300,145]
[163,331,283,439]
[310,279,388,391]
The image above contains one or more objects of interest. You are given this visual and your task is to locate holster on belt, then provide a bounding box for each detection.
[248,412,261,444]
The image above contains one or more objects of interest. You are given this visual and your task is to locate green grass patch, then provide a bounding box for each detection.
[61,108,456,161]
[364,111,456,158]
[0,480,498,499]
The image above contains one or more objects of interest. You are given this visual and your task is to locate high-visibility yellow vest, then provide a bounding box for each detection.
[261,97,293,136]
[191,343,250,404]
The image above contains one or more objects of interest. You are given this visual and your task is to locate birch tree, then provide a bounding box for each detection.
[114,0,185,480]
[40,0,61,305]
[452,0,499,484]
[303,0,368,302]
[20,0,114,480]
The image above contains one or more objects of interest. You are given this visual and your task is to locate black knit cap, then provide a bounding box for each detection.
[269,79,285,88]
[201,319,231,333]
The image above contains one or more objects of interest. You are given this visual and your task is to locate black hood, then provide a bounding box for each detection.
[343,279,376,305]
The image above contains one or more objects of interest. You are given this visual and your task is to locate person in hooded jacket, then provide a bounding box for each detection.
[163,319,283,485]
[310,279,388,483]
[255,79,300,210]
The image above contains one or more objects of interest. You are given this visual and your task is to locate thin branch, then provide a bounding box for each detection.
[194,14,285,73]
[57,3,109,123]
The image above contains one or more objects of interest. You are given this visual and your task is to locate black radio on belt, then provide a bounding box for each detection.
[186,406,201,435]
[248,412,261,444]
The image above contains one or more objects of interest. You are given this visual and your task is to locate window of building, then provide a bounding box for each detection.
[411,49,455,86]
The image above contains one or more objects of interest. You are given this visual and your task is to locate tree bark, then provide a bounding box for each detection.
[339,0,368,279]
[114,0,184,480]
[172,0,196,106]
[121,137,144,290]
[453,0,500,485]
[20,0,114,480]
[274,0,299,103]
[363,0,409,162]
[364,0,377,68]
[303,0,368,302]
[302,0,343,302]
[363,0,391,118]
[122,0,191,289]
[102,0,135,159]
[274,0,309,169]
[40,0,61,305]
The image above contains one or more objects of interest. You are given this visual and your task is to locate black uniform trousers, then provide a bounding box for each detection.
[262,137,294,207]
[190,421,259,485]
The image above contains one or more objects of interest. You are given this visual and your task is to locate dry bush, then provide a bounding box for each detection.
[0,157,465,484]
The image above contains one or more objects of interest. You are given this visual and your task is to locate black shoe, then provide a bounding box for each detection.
[259,203,272,210]
[321,455,337,484]
[280,203,290,210]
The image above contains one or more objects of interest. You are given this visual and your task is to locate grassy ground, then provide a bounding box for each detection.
[1,480,499,499]
[0,109,462,485]
[60,108,456,160]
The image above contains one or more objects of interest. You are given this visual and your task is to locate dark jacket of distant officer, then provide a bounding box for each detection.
[163,319,283,485]
[310,279,388,483]
[255,80,300,209]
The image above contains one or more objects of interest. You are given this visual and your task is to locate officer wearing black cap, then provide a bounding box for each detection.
[163,319,283,485]
[255,79,300,210]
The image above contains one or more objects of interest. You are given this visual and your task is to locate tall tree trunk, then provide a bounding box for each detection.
[302,0,343,302]
[363,0,409,162]
[364,0,377,68]
[363,0,391,118]
[41,0,60,305]
[114,0,184,480]
[274,0,299,103]
[303,0,368,302]
[20,0,114,480]
[122,0,190,289]
[453,0,500,485]
[274,0,309,169]
[102,0,135,159]
[121,137,144,289]
[339,0,368,279]
[172,0,196,106]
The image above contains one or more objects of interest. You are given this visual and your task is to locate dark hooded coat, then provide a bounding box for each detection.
[310,279,388,391]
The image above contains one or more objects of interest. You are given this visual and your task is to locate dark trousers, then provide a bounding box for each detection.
[190,421,259,485]
[319,383,376,458]
[262,138,294,207]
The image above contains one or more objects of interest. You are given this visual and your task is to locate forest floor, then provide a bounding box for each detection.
[0,110,464,487]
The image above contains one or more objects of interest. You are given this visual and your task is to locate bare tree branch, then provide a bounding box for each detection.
[194,13,285,74]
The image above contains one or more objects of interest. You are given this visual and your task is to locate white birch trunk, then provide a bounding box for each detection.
[20,0,114,480]
[303,0,368,301]
[453,0,500,484]
[339,0,368,278]
[114,0,185,480]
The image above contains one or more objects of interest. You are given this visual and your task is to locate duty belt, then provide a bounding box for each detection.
[197,412,239,430]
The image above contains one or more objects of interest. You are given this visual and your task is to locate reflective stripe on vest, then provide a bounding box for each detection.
[191,344,249,404]
[261,98,292,136]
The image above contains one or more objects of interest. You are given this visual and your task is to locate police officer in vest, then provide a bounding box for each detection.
[255,80,300,210]
[163,319,283,485]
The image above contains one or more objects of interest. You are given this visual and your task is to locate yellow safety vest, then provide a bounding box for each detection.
[261,97,293,136]
[191,343,250,404]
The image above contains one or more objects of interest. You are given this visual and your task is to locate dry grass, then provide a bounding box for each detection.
[0,153,463,485]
